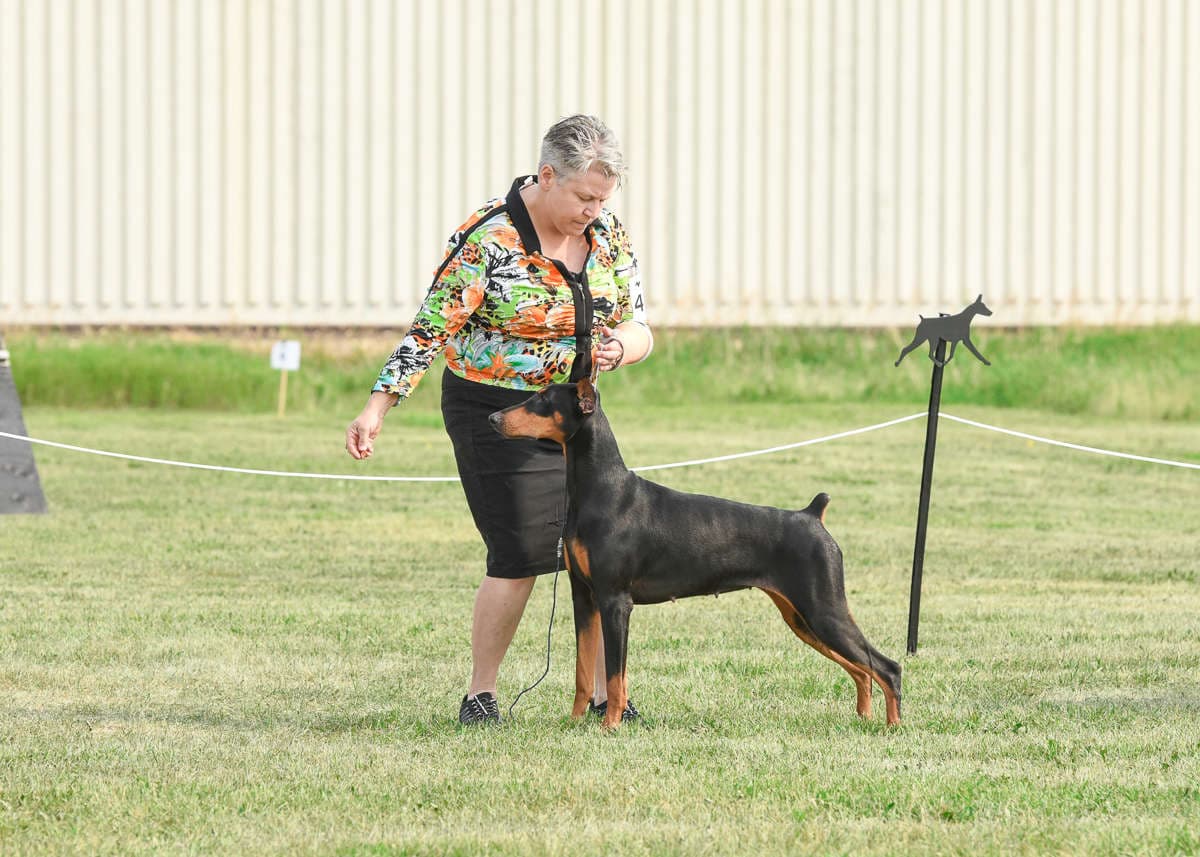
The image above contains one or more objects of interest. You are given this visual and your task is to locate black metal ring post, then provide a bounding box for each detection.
[906,337,946,654]
[894,295,992,655]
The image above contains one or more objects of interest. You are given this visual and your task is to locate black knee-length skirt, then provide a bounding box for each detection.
[440,367,567,579]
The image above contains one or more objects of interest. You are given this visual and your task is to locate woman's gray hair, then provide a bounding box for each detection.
[539,115,626,185]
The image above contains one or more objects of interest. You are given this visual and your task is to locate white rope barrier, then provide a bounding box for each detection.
[0,415,924,482]
[1,409,1196,479]
[939,413,1200,471]
[0,431,458,482]
[629,413,926,471]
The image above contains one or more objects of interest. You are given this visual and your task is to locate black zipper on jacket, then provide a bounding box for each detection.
[561,265,594,381]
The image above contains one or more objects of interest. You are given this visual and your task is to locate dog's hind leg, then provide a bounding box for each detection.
[894,334,925,367]
[927,338,944,365]
[805,607,902,726]
[761,588,902,725]
[761,589,875,717]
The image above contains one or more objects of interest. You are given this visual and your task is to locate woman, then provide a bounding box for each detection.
[345,115,652,724]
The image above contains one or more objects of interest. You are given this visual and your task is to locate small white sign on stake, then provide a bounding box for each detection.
[270,340,302,372]
[270,340,301,416]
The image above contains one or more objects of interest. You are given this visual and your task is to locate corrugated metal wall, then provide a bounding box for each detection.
[1,0,1197,327]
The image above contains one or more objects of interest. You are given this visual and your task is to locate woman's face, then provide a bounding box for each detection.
[539,165,619,237]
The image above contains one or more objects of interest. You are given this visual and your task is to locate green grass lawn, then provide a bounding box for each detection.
[3,392,1198,855]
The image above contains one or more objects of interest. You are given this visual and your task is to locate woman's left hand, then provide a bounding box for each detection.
[596,327,626,372]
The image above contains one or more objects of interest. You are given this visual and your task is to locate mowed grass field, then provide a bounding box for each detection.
[2,330,1200,855]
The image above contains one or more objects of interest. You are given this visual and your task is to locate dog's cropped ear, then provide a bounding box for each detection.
[576,378,597,415]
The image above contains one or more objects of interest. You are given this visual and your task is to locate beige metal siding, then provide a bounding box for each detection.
[1,0,1197,327]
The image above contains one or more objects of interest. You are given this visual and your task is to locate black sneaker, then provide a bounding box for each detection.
[588,698,640,722]
[458,692,501,725]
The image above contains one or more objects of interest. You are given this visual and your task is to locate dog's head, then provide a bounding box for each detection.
[973,294,993,316]
[489,378,598,444]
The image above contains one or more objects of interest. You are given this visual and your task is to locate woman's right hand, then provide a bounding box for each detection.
[345,392,397,459]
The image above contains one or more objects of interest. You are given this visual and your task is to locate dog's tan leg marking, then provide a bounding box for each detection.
[573,609,600,718]
[566,538,591,581]
[602,672,627,731]
[840,607,901,725]
[761,588,880,721]
[880,681,900,726]
[564,540,599,718]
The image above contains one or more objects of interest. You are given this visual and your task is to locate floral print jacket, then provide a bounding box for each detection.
[373,175,647,400]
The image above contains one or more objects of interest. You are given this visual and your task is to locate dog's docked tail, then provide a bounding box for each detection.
[801,492,831,524]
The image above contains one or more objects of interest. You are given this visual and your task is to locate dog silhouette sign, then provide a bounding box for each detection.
[894,295,992,367]
[895,295,993,654]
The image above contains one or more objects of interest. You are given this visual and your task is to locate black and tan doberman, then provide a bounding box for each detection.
[489,379,901,730]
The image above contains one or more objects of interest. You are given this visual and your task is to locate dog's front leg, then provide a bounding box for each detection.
[598,593,633,730]
[963,336,991,366]
[568,573,600,719]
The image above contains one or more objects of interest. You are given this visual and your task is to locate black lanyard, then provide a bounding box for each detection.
[558,264,594,381]
[506,177,596,382]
